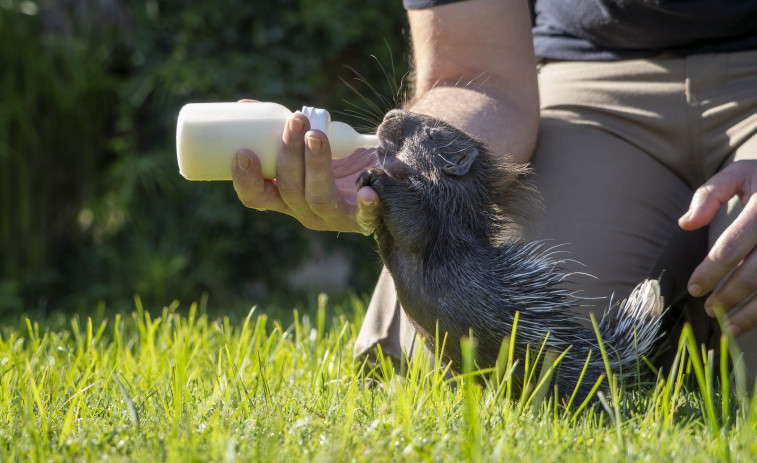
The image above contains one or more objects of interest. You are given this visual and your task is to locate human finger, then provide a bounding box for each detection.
[332,148,379,178]
[689,196,757,298]
[680,162,757,297]
[232,149,290,213]
[275,113,314,212]
[303,130,349,221]
[706,244,757,315]
[678,165,747,231]
[723,294,757,338]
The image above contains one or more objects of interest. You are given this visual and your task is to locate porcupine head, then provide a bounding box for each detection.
[357,109,665,401]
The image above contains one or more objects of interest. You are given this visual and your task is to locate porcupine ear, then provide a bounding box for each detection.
[442,147,479,176]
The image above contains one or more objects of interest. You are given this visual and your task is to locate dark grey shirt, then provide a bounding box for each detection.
[403,0,757,60]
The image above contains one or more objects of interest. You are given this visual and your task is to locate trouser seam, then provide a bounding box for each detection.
[684,56,705,187]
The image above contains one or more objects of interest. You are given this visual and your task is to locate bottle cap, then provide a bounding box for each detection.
[300,106,331,134]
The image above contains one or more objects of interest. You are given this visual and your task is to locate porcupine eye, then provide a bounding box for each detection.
[424,126,435,141]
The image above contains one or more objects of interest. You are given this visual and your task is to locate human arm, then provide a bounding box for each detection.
[231,0,539,232]
[678,160,757,336]
[405,0,539,164]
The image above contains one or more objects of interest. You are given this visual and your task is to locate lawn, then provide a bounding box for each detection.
[0,294,754,462]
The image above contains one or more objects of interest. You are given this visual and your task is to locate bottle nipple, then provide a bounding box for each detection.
[301,106,378,158]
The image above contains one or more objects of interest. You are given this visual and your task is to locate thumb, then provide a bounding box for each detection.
[356,186,381,235]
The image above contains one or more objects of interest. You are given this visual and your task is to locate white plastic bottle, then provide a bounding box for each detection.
[176,102,379,180]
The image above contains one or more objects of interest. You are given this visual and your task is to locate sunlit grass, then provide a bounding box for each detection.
[0,294,755,462]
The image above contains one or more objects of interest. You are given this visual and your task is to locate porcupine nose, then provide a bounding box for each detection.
[383,109,404,121]
[379,110,405,136]
[379,110,404,135]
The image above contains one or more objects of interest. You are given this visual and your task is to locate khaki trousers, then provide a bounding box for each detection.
[355,49,757,377]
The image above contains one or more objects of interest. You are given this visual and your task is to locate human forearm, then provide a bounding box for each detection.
[408,86,538,165]
[406,0,539,165]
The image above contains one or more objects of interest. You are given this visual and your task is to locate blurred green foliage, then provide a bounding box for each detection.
[0,0,410,315]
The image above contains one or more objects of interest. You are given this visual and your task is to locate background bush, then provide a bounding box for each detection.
[0,0,411,316]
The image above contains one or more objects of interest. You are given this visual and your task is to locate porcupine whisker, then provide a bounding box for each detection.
[337,63,401,131]
[337,55,411,132]
[347,63,393,117]
[380,150,389,170]
[338,78,385,129]
[341,106,382,130]
[397,70,412,104]
[370,50,409,110]
[343,66,393,115]
[436,153,456,165]
[445,145,474,155]
[434,139,472,163]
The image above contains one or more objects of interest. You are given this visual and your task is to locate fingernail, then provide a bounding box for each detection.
[688,283,702,297]
[704,301,714,317]
[289,116,304,134]
[306,134,322,153]
[237,153,251,170]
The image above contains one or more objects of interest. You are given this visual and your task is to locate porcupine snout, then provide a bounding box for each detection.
[376,110,406,154]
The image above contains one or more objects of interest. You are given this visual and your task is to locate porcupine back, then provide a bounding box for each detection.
[358,109,665,401]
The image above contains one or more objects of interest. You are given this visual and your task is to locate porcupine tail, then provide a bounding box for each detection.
[596,279,666,380]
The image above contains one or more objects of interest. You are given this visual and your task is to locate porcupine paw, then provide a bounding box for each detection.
[356,168,385,193]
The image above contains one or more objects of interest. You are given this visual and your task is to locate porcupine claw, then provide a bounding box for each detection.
[356,168,385,192]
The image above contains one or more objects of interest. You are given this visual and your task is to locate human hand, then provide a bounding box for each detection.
[231,105,381,234]
[678,160,757,336]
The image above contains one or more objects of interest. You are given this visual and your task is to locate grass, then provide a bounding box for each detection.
[1,294,756,462]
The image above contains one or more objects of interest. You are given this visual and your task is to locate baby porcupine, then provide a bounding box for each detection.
[357,109,665,401]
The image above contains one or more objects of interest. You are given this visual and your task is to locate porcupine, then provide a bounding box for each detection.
[356,109,665,401]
